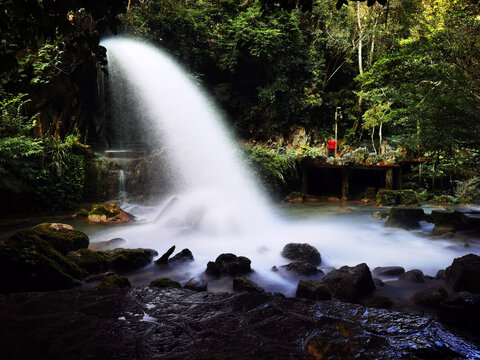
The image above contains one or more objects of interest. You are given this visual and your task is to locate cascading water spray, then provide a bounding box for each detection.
[97,37,478,294]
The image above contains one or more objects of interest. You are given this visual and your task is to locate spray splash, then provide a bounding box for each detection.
[98,38,477,294]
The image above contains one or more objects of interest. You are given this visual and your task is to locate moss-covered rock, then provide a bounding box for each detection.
[0,225,87,293]
[149,278,181,288]
[97,274,131,288]
[87,203,133,223]
[67,248,110,274]
[102,248,158,272]
[12,223,89,255]
[376,190,419,206]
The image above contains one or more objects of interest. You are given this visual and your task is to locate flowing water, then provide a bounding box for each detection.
[98,38,479,295]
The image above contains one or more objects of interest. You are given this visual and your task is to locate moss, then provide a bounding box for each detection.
[376,190,419,206]
[75,208,89,217]
[67,248,109,274]
[13,223,89,255]
[89,204,120,218]
[97,274,131,288]
[101,248,157,272]
[149,278,181,288]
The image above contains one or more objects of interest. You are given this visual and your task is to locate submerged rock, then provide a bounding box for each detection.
[281,243,321,266]
[205,253,251,277]
[155,245,175,265]
[373,266,405,277]
[97,274,131,289]
[321,263,375,302]
[411,286,448,306]
[233,277,264,293]
[149,278,181,289]
[445,253,480,293]
[280,262,320,276]
[385,207,425,230]
[170,248,194,264]
[184,277,207,292]
[2,288,479,359]
[296,279,331,300]
[399,269,425,283]
[87,203,133,223]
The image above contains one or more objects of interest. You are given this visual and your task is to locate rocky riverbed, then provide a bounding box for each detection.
[1,287,480,360]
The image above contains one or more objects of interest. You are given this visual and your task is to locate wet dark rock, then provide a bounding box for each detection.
[280,262,320,276]
[233,277,265,293]
[103,248,158,272]
[155,245,175,265]
[367,296,393,309]
[149,278,181,289]
[170,248,194,264]
[399,269,425,283]
[205,253,251,277]
[445,253,480,293]
[435,269,446,280]
[89,237,126,250]
[437,291,480,334]
[84,272,116,283]
[321,263,375,302]
[67,248,110,274]
[373,278,385,287]
[373,266,405,277]
[98,274,131,288]
[281,243,321,266]
[183,277,207,292]
[296,279,332,300]
[385,207,425,230]
[411,286,448,306]
[430,210,462,234]
[1,288,479,360]
[0,226,86,293]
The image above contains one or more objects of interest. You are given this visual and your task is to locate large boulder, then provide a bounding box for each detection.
[385,207,425,230]
[0,225,87,293]
[429,210,462,234]
[295,279,331,300]
[321,263,375,302]
[281,243,321,266]
[67,248,110,274]
[399,269,425,283]
[205,253,251,277]
[103,248,158,272]
[411,286,448,306]
[280,262,319,276]
[12,223,89,255]
[444,254,480,293]
[87,203,133,223]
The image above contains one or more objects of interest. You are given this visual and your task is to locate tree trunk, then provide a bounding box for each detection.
[352,2,364,133]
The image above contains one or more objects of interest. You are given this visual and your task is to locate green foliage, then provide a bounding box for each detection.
[0,90,37,137]
[243,144,297,196]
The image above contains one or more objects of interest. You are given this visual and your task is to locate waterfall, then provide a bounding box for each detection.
[118,169,127,206]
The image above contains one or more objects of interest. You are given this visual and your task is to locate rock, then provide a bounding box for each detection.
[170,249,194,264]
[184,277,207,292]
[98,274,131,288]
[373,266,405,277]
[0,226,86,293]
[12,223,89,255]
[233,277,265,293]
[84,272,116,283]
[437,292,480,333]
[280,262,319,276]
[372,211,389,220]
[281,243,321,266]
[430,210,462,234]
[445,253,480,293]
[67,248,109,274]
[89,238,127,251]
[0,288,479,359]
[373,278,385,287]
[385,207,425,230]
[87,203,133,223]
[399,269,425,283]
[205,253,251,277]
[411,286,448,306]
[376,189,419,206]
[103,248,158,272]
[435,269,445,280]
[149,278,181,289]
[155,245,175,265]
[367,296,393,309]
[321,263,375,302]
[296,279,332,300]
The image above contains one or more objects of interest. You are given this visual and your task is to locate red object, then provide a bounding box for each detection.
[327,140,336,150]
